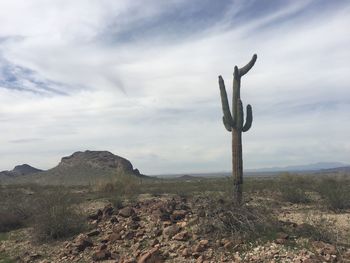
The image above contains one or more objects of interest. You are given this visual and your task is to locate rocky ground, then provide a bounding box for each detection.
[1,194,350,263]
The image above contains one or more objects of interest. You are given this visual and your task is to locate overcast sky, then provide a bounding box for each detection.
[0,0,349,174]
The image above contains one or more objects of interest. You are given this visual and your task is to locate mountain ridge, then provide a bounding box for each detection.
[0,150,145,185]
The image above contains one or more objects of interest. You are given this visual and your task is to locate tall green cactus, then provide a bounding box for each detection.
[218,54,257,205]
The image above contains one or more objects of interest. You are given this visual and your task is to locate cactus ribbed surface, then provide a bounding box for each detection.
[218,54,257,205]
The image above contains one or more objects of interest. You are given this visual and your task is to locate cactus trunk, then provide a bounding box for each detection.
[232,128,243,205]
[218,54,257,205]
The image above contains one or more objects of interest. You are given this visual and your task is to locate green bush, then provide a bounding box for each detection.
[31,188,85,242]
[316,177,350,211]
[0,212,24,233]
[278,173,310,203]
[0,188,30,232]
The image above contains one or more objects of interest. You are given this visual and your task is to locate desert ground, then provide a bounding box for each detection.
[1,173,349,263]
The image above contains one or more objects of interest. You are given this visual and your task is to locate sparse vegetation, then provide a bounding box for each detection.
[31,188,86,242]
[316,177,350,211]
[197,194,279,242]
[278,173,311,203]
[1,173,349,262]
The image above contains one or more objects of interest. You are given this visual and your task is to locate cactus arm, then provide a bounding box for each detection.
[219,76,235,127]
[239,54,257,77]
[223,116,232,131]
[242,104,253,132]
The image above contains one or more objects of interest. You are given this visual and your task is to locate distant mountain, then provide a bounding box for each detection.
[247,162,349,173]
[316,166,350,174]
[0,163,42,178]
[0,150,145,185]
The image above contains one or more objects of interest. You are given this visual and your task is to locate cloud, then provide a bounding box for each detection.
[0,0,349,173]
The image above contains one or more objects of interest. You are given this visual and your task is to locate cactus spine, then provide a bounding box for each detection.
[218,54,257,205]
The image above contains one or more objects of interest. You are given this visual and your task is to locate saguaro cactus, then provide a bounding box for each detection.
[218,54,257,205]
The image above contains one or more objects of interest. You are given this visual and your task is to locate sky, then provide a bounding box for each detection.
[0,0,349,175]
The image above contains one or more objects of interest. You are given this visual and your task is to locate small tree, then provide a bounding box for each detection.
[218,54,257,205]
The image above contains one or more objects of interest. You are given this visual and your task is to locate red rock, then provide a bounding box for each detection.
[74,234,93,252]
[172,231,190,241]
[223,241,233,250]
[199,240,209,246]
[92,250,111,261]
[138,247,163,263]
[163,225,180,238]
[181,248,191,258]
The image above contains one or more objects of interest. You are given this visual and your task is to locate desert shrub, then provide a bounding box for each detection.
[316,177,350,211]
[0,188,30,232]
[196,194,279,241]
[295,214,340,244]
[0,211,24,233]
[277,173,310,203]
[95,173,141,198]
[31,188,85,242]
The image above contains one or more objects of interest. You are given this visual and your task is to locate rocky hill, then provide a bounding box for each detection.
[0,150,144,185]
[0,164,43,182]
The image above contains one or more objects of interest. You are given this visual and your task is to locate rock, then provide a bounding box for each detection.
[153,209,171,221]
[312,241,337,255]
[138,247,163,263]
[132,214,141,221]
[172,231,190,241]
[60,150,136,175]
[276,232,289,240]
[303,259,320,263]
[87,229,100,237]
[119,207,136,218]
[124,231,135,240]
[74,234,93,252]
[151,239,159,247]
[198,209,206,217]
[275,238,287,245]
[99,243,107,250]
[181,248,191,258]
[196,255,205,263]
[92,250,111,261]
[128,221,140,230]
[113,224,124,233]
[109,233,122,243]
[103,204,114,217]
[163,225,180,238]
[170,210,187,221]
[193,240,209,253]
[110,252,120,260]
[88,209,103,220]
[223,241,233,250]
[199,240,209,246]
[110,216,119,224]
[153,228,162,237]
[162,221,172,227]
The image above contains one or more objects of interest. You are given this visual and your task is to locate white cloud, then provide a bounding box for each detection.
[0,0,349,174]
